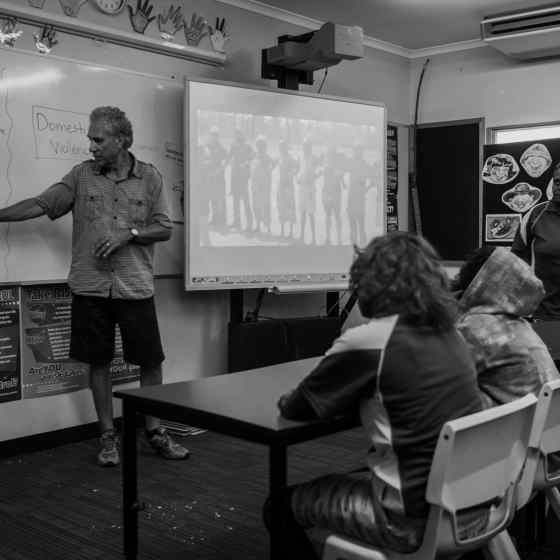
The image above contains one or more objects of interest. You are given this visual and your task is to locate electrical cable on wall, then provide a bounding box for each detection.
[317,68,328,93]
[244,288,267,322]
[409,58,430,235]
[340,290,358,323]
[324,287,346,316]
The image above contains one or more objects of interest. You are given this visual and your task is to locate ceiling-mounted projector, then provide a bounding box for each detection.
[261,22,364,88]
[264,22,364,72]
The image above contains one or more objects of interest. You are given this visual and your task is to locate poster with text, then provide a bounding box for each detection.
[21,284,89,398]
[110,329,141,386]
[0,286,20,403]
[386,125,399,231]
[21,285,140,399]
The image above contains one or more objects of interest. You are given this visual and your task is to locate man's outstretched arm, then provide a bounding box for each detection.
[0,199,46,222]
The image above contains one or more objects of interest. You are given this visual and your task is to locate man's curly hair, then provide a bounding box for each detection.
[349,231,457,330]
[90,106,133,150]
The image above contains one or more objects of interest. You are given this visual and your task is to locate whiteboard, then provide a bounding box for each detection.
[0,47,184,283]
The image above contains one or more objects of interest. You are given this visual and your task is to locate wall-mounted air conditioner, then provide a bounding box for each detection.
[481,5,560,60]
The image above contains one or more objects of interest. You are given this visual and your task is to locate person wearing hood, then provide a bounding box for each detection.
[511,162,560,319]
[456,246,559,409]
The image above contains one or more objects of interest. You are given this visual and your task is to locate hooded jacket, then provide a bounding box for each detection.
[458,247,559,408]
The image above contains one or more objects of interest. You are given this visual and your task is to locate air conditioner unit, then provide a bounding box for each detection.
[481,5,560,60]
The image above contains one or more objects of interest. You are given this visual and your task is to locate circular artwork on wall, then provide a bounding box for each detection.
[501,182,542,213]
[482,153,519,184]
[520,143,552,178]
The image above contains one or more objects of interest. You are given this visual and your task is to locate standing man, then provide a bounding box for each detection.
[511,162,560,320]
[276,140,299,238]
[228,128,254,231]
[347,145,374,246]
[321,146,348,245]
[298,140,322,245]
[0,106,188,466]
[205,126,228,228]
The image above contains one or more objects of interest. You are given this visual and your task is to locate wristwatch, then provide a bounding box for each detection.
[130,227,139,241]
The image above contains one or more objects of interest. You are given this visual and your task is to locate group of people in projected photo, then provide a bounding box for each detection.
[193,112,382,248]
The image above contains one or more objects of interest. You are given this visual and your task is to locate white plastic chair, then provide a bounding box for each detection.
[319,393,538,560]
[516,379,560,517]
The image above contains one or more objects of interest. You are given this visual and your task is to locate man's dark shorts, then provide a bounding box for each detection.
[70,294,164,367]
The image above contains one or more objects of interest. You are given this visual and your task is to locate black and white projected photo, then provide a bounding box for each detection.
[185,80,386,290]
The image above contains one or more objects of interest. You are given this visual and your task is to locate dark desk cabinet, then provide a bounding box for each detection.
[228,316,341,373]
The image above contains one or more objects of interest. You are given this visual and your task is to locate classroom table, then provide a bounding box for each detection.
[114,357,360,560]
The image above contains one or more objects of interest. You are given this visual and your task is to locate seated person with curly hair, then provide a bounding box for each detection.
[264,232,485,558]
[455,246,559,409]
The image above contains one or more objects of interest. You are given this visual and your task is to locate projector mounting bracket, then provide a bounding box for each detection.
[261,33,315,90]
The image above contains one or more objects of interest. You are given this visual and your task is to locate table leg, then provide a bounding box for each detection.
[269,443,287,560]
[122,400,139,559]
[535,492,547,547]
[524,498,536,549]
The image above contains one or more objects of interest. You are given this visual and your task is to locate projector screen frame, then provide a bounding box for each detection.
[184,76,387,292]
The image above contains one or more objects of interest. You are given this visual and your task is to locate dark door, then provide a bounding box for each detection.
[416,119,482,260]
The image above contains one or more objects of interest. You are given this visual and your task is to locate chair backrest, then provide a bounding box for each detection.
[417,393,537,558]
[517,379,560,507]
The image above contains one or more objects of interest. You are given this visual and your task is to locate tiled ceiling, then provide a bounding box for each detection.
[256,0,555,49]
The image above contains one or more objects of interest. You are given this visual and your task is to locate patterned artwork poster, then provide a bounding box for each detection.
[0,286,21,403]
[386,124,399,231]
[482,138,560,245]
[21,285,140,399]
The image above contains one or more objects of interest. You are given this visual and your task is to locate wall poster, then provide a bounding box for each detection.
[386,124,398,231]
[21,284,89,398]
[21,285,140,399]
[111,334,141,386]
[0,286,21,403]
[482,138,560,245]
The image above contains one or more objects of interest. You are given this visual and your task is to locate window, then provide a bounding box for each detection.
[490,123,560,144]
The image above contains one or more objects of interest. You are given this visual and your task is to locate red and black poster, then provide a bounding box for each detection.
[386,124,398,231]
[0,286,20,403]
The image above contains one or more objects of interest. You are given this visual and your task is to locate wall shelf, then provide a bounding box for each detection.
[0,1,226,66]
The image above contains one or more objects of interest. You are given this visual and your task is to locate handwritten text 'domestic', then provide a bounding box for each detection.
[32,106,89,160]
